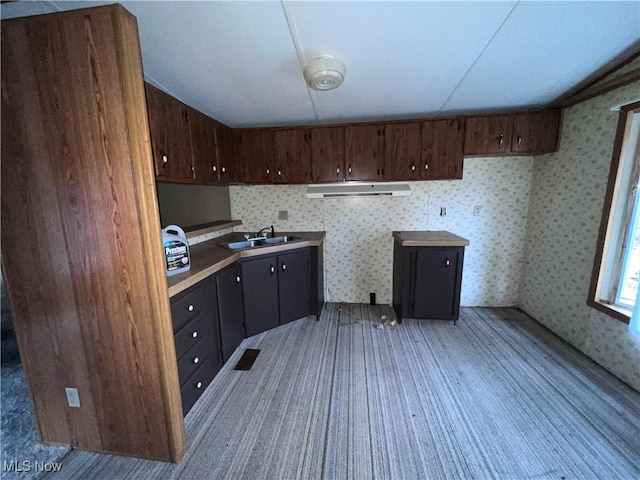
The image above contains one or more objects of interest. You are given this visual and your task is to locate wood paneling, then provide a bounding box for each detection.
[188,107,218,183]
[235,129,274,184]
[464,115,511,155]
[1,5,185,461]
[311,127,345,183]
[511,110,561,154]
[383,122,421,181]
[345,125,384,181]
[421,118,465,180]
[273,129,312,184]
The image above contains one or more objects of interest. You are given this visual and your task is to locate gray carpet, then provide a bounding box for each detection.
[33,304,640,479]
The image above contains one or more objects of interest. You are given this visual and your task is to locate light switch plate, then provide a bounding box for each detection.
[65,387,80,408]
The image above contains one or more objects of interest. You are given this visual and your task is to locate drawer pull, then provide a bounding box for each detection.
[445,258,451,268]
[270,265,275,275]
[236,275,241,284]
[196,381,202,389]
[193,357,200,364]
[188,304,194,312]
[282,263,286,272]
[192,331,198,338]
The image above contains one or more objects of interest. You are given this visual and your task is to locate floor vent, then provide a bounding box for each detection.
[234,349,260,371]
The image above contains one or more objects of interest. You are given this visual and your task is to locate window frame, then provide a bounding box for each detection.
[588,101,640,324]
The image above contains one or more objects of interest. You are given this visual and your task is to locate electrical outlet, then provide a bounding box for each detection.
[473,205,482,216]
[65,387,80,408]
[278,210,288,221]
[440,207,447,216]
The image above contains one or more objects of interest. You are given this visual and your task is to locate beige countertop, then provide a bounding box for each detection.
[393,230,470,247]
[166,231,326,297]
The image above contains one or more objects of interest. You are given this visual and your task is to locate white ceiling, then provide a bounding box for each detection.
[2,1,640,127]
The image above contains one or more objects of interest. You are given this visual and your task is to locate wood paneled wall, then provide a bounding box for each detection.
[1,5,185,461]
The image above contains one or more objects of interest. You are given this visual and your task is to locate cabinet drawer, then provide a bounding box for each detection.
[174,312,214,359]
[170,282,210,331]
[177,335,217,386]
[181,358,216,416]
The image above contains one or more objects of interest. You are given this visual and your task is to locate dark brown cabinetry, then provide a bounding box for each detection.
[215,263,246,362]
[311,127,345,182]
[145,82,194,182]
[170,277,222,416]
[215,121,239,184]
[464,115,512,155]
[240,247,310,336]
[393,243,465,322]
[236,129,275,184]
[510,110,561,154]
[188,107,219,184]
[384,122,422,181]
[273,129,312,183]
[421,118,465,180]
[345,125,385,181]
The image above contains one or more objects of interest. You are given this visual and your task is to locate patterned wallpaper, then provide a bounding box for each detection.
[230,155,534,306]
[519,81,640,391]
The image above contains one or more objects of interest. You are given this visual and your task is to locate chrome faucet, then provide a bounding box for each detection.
[255,225,275,238]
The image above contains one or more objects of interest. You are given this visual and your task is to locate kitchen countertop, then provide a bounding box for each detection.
[166,231,326,297]
[393,230,470,247]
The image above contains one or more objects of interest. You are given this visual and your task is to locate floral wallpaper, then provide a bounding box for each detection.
[519,80,640,391]
[230,155,534,306]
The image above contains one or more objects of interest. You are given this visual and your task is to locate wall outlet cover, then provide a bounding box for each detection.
[65,387,80,408]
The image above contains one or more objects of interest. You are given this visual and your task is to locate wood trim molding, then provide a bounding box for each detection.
[587,101,640,324]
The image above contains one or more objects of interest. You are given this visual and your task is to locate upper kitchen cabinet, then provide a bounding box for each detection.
[510,110,561,154]
[215,121,239,184]
[464,115,512,155]
[384,122,422,181]
[188,107,218,184]
[421,118,465,180]
[145,83,194,182]
[311,127,345,183]
[273,129,312,184]
[345,124,385,181]
[235,129,275,184]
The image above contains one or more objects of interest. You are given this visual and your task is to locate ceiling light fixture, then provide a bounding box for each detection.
[303,55,346,91]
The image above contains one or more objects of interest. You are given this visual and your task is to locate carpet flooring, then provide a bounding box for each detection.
[29,304,640,479]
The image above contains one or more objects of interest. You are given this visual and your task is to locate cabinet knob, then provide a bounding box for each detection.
[348,165,352,174]
[498,134,504,148]
[236,275,241,284]
[192,331,198,338]
[277,169,282,176]
[282,263,286,272]
[517,135,522,147]
[162,154,168,165]
[193,357,199,364]
[445,258,450,268]
[212,165,217,172]
[188,304,194,312]
[196,381,202,389]
[266,168,270,176]
[425,163,429,170]
[270,265,275,274]
[336,166,340,175]
[222,166,226,173]
[411,164,416,172]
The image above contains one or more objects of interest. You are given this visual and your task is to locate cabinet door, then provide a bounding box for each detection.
[273,129,312,184]
[216,264,246,362]
[145,82,194,181]
[345,125,384,181]
[188,107,219,184]
[384,122,421,181]
[412,247,463,320]
[215,122,238,184]
[311,127,345,182]
[240,256,280,336]
[278,249,310,324]
[421,119,465,180]
[236,129,274,184]
[464,115,511,155]
[511,110,560,154]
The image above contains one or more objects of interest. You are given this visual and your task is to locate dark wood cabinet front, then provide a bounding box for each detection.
[215,264,246,362]
[464,115,511,155]
[273,129,312,184]
[188,107,219,184]
[345,125,385,181]
[384,122,421,181]
[278,249,310,324]
[311,127,345,182]
[511,110,561,154]
[421,118,465,180]
[145,82,194,181]
[240,255,280,336]
[236,129,274,184]
[215,122,239,183]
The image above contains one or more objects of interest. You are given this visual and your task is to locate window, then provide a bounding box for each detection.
[589,102,640,323]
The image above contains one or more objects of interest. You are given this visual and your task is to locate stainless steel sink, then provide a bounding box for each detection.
[222,236,302,251]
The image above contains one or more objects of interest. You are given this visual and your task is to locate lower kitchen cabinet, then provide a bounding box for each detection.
[215,263,246,362]
[393,243,465,322]
[241,247,311,336]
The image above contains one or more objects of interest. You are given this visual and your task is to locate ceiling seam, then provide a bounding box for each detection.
[47,1,63,12]
[439,0,521,112]
[280,0,321,123]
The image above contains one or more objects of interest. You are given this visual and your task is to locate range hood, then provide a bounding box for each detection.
[306,182,411,198]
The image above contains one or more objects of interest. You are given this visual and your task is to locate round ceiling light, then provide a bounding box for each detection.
[303,55,346,91]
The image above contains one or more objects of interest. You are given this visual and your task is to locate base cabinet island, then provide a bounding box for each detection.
[392,231,469,323]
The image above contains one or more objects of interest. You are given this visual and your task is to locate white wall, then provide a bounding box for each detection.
[520,81,640,391]
[230,156,534,306]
